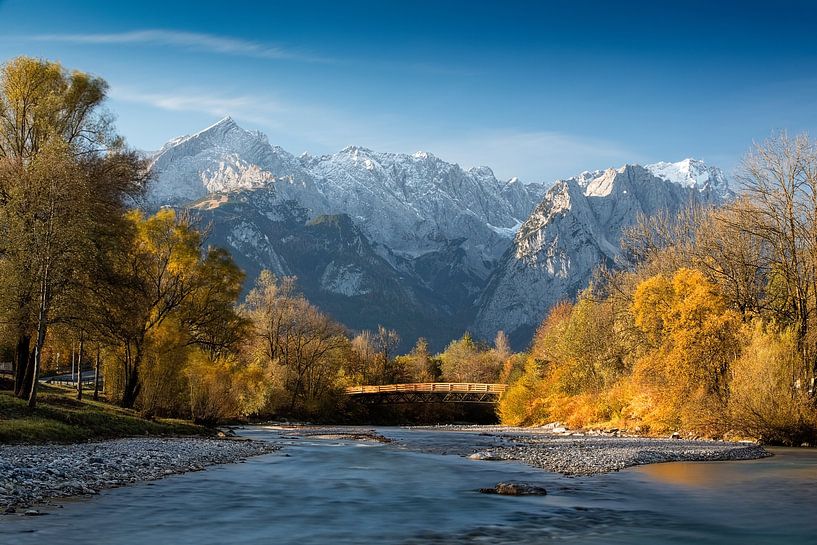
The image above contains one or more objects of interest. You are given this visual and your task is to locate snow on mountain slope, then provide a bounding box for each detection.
[148,116,323,208]
[473,163,731,346]
[149,118,546,280]
[299,146,544,276]
[646,158,733,200]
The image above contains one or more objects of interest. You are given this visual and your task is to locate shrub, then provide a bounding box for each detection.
[729,324,817,445]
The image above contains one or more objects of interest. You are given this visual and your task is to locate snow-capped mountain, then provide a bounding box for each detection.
[148,117,546,349]
[147,117,732,350]
[149,117,545,278]
[646,158,733,200]
[299,145,544,277]
[473,164,732,345]
[148,117,327,210]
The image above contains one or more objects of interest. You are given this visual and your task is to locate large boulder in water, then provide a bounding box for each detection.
[479,482,548,496]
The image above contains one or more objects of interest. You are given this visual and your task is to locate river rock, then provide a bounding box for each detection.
[468,451,499,461]
[480,482,548,496]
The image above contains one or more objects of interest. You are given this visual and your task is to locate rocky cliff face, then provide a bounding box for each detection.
[190,194,461,346]
[472,164,732,346]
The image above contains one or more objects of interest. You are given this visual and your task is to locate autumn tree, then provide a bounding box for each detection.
[729,132,817,390]
[630,268,743,431]
[349,331,378,384]
[242,271,349,415]
[394,337,441,382]
[0,57,144,408]
[439,333,502,383]
[374,325,401,384]
[498,303,572,425]
[95,209,241,409]
[493,331,511,363]
[1,143,91,408]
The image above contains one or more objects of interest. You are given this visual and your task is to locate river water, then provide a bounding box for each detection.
[2,427,816,544]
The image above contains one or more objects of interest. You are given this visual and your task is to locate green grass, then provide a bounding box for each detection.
[0,384,213,444]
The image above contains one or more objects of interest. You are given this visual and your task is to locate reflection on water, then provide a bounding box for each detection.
[637,447,817,488]
[637,458,757,487]
[1,428,816,545]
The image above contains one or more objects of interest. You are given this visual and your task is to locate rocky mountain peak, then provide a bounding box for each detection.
[474,162,732,347]
[646,158,732,199]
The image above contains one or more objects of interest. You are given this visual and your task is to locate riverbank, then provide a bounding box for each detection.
[0,437,279,513]
[474,435,770,474]
[397,425,771,475]
[0,387,211,444]
[0,386,279,513]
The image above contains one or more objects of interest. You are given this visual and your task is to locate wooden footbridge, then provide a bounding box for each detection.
[344,383,507,404]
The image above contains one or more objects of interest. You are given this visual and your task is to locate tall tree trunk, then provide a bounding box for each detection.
[76,333,84,400]
[93,345,100,401]
[121,345,142,409]
[28,260,51,410]
[28,309,47,410]
[21,345,36,398]
[288,374,304,414]
[13,334,31,398]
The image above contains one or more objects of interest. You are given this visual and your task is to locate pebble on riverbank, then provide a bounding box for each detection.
[0,437,278,512]
[466,435,771,475]
[404,424,771,475]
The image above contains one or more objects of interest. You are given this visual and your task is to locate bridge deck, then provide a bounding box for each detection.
[345,383,507,394]
[344,383,507,404]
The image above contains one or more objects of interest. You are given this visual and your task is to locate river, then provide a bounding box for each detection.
[2,426,816,544]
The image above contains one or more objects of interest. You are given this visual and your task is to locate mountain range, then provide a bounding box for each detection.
[147,117,732,350]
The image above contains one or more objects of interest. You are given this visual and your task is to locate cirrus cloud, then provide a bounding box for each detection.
[26,29,334,63]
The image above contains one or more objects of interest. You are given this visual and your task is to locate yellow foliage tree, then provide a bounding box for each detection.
[98,209,244,410]
[630,268,742,433]
[729,324,817,444]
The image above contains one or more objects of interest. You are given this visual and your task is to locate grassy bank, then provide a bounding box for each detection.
[0,382,212,444]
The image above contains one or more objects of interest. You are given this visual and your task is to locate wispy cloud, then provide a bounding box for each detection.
[17,28,476,76]
[110,86,638,182]
[26,29,333,63]
[109,86,291,129]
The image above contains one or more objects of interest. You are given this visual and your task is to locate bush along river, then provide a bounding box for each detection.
[1,426,816,545]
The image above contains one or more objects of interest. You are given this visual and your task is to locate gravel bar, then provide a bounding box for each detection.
[0,437,278,513]
[403,424,771,475]
[474,435,771,475]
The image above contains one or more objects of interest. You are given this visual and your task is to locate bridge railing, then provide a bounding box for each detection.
[344,383,507,395]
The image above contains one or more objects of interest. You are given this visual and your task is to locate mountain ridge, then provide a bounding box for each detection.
[147,117,732,350]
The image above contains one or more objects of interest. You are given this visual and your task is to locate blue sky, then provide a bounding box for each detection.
[1,0,816,182]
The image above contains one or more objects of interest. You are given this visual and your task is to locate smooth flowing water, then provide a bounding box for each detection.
[2,427,816,544]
